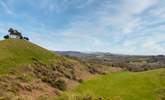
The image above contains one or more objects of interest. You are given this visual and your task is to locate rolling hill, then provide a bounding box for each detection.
[0,39,62,74]
[56,51,165,72]
[0,39,103,99]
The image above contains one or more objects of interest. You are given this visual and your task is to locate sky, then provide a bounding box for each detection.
[0,0,165,55]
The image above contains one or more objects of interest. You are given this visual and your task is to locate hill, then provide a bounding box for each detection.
[58,68,165,100]
[56,51,165,72]
[0,39,108,99]
[56,51,89,58]
[0,39,61,74]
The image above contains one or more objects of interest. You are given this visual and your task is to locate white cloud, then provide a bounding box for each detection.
[57,0,158,37]
[0,0,164,55]
[76,0,95,8]
[0,0,14,15]
[149,5,165,18]
[38,0,95,13]
[108,0,157,34]
[46,0,165,54]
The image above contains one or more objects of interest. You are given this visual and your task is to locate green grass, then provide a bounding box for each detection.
[58,68,165,100]
[0,39,61,74]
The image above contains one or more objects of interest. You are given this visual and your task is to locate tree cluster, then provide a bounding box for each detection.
[3,28,29,40]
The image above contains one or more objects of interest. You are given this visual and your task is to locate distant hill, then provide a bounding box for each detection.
[56,51,89,58]
[56,51,165,72]
[56,51,165,59]
[56,51,118,58]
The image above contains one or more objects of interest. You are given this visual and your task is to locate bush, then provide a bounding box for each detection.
[23,37,29,40]
[54,79,66,91]
[3,35,9,39]
[77,79,83,83]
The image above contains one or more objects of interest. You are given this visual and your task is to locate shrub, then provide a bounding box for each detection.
[23,37,29,40]
[3,35,9,39]
[54,79,66,91]
[77,79,83,83]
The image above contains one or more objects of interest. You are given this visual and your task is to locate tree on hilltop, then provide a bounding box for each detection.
[3,28,29,40]
[8,28,23,39]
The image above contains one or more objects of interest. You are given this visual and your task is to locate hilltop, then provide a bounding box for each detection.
[0,39,60,73]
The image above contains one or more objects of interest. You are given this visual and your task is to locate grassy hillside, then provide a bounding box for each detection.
[0,39,61,74]
[58,68,165,100]
[0,39,100,99]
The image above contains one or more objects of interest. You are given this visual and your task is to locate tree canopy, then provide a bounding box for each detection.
[4,28,29,40]
[8,28,22,37]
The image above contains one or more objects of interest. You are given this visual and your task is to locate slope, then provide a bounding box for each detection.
[0,39,62,74]
[58,68,165,100]
[0,39,95,99]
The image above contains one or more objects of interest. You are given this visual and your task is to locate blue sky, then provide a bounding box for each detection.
[0,0,165,55]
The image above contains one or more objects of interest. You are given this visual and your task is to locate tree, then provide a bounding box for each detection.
[8,28,23,39]
[3,35,9,39]
[8,28,14,34]
[15,30,22,38]
[20,36,23,39]
[5,28,30,40]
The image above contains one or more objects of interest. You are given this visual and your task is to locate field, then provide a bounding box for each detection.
[58,68,165,100]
